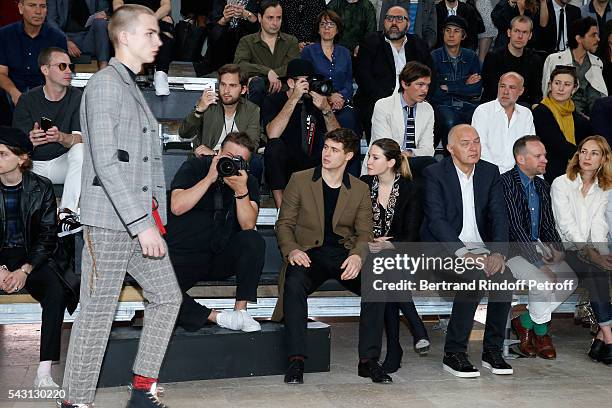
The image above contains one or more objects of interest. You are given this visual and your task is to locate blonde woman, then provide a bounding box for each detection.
[551,135,612,365]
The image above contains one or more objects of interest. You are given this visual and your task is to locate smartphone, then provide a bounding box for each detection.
[41,117,54,132]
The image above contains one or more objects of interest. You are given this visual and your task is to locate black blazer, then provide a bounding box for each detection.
[536,0,581,54]
[500,166,563,265]
[360,175,422,242]
[533,103,591,183]
[591,96,612,145]
[354,32,434,124]
[420,156,508,255]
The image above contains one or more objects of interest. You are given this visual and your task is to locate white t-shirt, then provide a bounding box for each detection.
[214,112,239,151]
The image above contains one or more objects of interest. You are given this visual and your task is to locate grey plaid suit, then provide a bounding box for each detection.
[62,58,181,404]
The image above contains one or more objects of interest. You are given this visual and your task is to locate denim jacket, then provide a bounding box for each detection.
[430,46,481,107]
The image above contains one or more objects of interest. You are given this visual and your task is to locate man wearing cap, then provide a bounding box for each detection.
[12,46,84,237]
[431,15,482,151]
[262,58,340,209]
[0,126,69,389]
[435,0,485,51]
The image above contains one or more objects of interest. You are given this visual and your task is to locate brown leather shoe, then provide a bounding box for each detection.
[534,334,557,359]
[511,316,536,357]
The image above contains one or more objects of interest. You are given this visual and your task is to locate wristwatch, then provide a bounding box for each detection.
[194,104,205,115]
[322,109,333,117]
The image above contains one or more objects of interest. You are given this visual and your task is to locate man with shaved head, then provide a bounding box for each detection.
[421,124,513,378]
[471,71,535,174]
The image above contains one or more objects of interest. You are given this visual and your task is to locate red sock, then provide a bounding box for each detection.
[133,374,157,391]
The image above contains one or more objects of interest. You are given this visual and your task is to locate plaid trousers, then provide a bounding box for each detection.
[62,226,182,403]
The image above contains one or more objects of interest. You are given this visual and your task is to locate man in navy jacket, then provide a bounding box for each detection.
[421,124,514,378]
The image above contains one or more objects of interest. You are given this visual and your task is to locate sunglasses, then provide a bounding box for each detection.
[385,15,408,23]
[48,63,75,72]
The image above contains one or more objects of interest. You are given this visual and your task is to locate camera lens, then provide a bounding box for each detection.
[217,157,236,177]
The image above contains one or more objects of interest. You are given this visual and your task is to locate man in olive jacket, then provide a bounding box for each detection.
[273,128,389,385]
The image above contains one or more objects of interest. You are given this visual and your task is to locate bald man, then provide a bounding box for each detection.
[421,124,514,378]
[471,72,535,174]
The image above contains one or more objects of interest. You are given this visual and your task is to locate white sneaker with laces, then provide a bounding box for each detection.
[35,374,59,388]
[216,310,244,330]
[239,309,261,332]
[154,71,170,96]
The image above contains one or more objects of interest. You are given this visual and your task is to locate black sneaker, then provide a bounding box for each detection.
[58,211,83,237]
[127,383,168,407]
[482,349,513,375]
[284,359,304,384]
[57,401,91,408]
[442,352,480,378]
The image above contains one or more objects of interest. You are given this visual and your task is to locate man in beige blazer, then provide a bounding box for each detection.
[362,61,435,174]
[274,128,389,385]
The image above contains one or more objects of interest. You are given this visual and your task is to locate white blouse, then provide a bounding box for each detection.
[551,174,609,255]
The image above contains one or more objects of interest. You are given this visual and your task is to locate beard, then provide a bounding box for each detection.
[222,94,241,105]
[384,27,407,41]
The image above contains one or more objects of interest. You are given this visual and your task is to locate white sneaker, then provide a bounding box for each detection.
[216,310,244,330]
[154,71,170,96]
[239,310,261,332]
[35,374,59,388]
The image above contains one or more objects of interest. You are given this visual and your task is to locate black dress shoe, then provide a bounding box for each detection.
[381,345,403,373]
[588,339,605,362]
[358,359,393,383]
[600,343,612,366]
[481,349,513,375]
[442,352,480,378]
[284,359,304,384]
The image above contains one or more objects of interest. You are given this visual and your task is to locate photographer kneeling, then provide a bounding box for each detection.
[166,131,265,332]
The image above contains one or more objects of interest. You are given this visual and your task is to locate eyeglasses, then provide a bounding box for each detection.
[385,15,408,23]
[319,21,337,29]
[48,63,75,72]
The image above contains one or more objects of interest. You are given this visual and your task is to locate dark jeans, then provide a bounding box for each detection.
[202,26,242,74]
[0,247,67,361]
[247,76,268,108]
[443,265,513,353]
[434,103,477,152]
[565,251,612,325]
[67,18,111,63]
[283,246,385,359]
[173,230,265,331]
[264,137,321,191]
[384,301,429,349]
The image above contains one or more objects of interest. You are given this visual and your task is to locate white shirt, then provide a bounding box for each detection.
[384,36,408,90]
[455,164,487,256]
[446,5,458,15]
[471,99,536,174]
[213,112,239,151]
[551,174,610,255]
[552,0,568,51]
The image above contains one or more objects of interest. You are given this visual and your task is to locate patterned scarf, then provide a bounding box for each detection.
[370,174,401,238]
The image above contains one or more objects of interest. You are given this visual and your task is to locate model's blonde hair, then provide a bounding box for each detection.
[108,4,155,47]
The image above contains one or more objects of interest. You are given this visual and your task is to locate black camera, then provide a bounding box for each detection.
[217,155,249,177]
[308,77,333,96]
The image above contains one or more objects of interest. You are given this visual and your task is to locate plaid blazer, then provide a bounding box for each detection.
[79,58,166,236]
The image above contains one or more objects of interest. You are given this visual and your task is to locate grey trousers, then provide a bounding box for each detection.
[63,226,182,403]
[67,18,111,63]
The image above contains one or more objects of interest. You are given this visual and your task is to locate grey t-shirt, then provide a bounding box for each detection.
[12,85,82,161]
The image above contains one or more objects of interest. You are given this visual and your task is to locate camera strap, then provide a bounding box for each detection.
[301,104,316,157]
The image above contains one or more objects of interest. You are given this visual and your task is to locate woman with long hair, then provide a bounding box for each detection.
[551,135,612,365]
[360,138,430,373]
[535,66,592,183]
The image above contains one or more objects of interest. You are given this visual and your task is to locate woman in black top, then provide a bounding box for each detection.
[534,66,592,183]
[0,127,69,389]
[360,138,429,374]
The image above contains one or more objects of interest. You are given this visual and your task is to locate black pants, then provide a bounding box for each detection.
[384,301,429,349]
[0,247,67,361]
[264,138,321,191]
[443,265,513,353]
[202,26,242,74]
[173,230,265,331]
[156,20,175,72]
[283,246,385,359]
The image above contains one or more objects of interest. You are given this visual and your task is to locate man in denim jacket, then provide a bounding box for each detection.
[430,15,481,150]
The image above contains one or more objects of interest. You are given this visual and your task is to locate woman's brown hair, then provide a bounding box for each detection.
[371,138,412,180]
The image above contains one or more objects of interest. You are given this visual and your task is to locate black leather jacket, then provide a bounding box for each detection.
[0,171,57,271]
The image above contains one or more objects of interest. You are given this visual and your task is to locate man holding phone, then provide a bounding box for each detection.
[12,46,84,236]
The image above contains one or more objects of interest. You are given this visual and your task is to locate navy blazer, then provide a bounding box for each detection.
[420,156,508,256]
[501,166,563,265]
